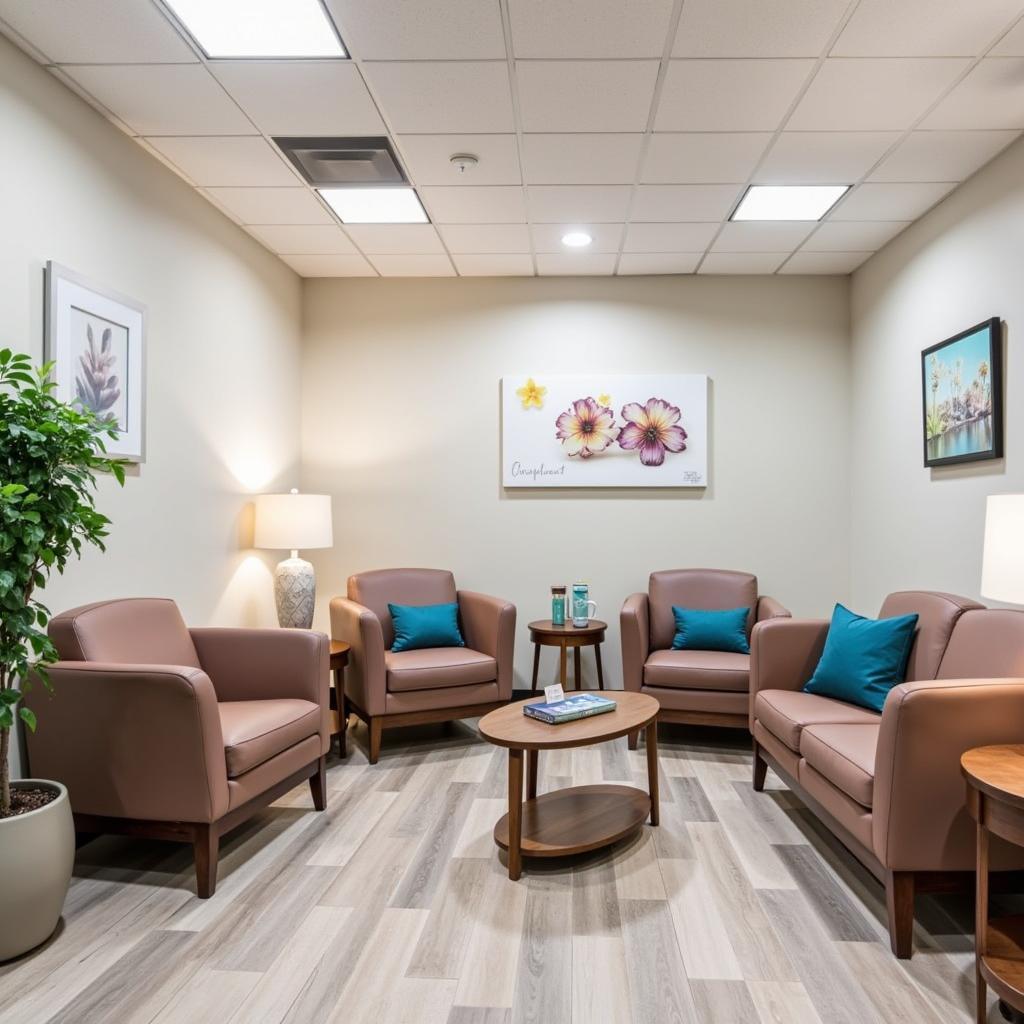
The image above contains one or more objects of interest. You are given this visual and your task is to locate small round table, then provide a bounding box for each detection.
[478,692,660,880]
[329,640,351,757]
[528,619,607,693]
[962,745,1024,1024]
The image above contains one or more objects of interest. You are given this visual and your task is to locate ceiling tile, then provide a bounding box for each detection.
[522,134,645,185]
[361,62,514,133]
[0,0,196,63]
[657,59,813,132]
[527,185,632,223]
[754,132,900,184]
[247,224,356,255]
[531,223,624,252]
[674,0,849,58]
[623,223,719,252]
[787,58,970,130]
[370,255,456,277]
[280,254,377,277]
[210,62,384,136]
[438,224,532,253]
[62,65,252,135]
[205,187,334,225]
[698,252,787,274]
[802,221,910,251]
[326,0,505,59]
[145,137,300,186]
[509,0,676,58]
[780,251,872,274]
[632,184,741,221]
[991,18,1024,55]
[713,222,815,252]
[832,0,1023,57]
[397,135,521,186]
[517,61,659,132]
[642,133,771,184]
[921,59,1024,130]
[869,130,1018,182]
[831,182,956,220]
[536,253,618,275]
[343,224,446,254]
[419,186,527,224]
[618,253,701,275]
[452,254,535,276]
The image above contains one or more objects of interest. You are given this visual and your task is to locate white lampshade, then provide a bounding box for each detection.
[254,490,333,551]
[981,494,1024,604]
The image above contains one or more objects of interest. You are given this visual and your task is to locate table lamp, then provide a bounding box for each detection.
[254,489,333,628]
[981,494,1024,604]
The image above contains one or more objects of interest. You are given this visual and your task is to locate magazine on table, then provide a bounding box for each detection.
[523,692,617,725]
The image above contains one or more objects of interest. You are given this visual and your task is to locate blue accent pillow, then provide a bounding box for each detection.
[803,603,919,713]
[389,602,465,653]
[671,605,751,655]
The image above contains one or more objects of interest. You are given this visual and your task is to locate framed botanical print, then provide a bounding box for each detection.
[44,261,146,462]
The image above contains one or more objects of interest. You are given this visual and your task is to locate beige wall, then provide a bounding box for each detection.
[849,136,1024,612]
[302,275,850,688]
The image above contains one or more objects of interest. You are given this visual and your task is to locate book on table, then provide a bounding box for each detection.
[523,693,617,725]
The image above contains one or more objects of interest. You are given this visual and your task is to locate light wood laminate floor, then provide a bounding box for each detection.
[0,719,1011,1023]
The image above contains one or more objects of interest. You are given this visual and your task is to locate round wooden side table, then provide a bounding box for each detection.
[962,745,1024,1024]
[329,640,351,758]
[528,618,607,693]
[478,691,660,880]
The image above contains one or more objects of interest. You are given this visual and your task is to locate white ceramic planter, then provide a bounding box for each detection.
[0,780,74,962]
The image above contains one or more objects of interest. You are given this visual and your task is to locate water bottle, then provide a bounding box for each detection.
[551,585,566,626]
[571,582,597,627]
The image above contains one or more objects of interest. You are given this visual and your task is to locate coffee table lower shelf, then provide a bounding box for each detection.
[493,784,651,858]
[981,914,1024,1015]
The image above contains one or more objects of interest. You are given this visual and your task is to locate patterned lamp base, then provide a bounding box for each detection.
[274,556,316,629]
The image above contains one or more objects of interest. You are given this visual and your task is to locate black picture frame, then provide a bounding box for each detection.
[921,317,1002,468]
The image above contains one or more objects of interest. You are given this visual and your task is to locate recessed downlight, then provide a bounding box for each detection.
[561,231,593,248]
[731,185,849,222]
[164,0,346,58]
[318,187,428,224]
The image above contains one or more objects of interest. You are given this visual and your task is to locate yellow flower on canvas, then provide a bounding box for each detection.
[598,393,612,407]
[516,378,546,409]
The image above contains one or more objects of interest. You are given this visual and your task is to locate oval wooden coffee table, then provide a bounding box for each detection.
[479,691,660,880]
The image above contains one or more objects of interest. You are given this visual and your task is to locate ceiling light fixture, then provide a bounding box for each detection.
[318,187,428,224]
[163,0,346,59]
[561,231,593,248]
[731,185,849,222]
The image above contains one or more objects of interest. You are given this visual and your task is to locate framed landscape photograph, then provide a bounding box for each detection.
[922,317,1002,468]
[44,261,146,462]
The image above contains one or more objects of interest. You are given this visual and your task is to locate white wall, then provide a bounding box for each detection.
[302,275,850,689]
[849,136,1024,612]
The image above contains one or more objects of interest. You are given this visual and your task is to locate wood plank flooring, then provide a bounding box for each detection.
[0,718,1009,1023]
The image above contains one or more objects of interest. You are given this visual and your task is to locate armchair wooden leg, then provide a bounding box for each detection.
[368,717,383,765]
[193,824,218,899]
[752,741,768,792]
[886,870,915,959]
[628,730,640,751]
[309,755,327,811]
[338,696,349,759]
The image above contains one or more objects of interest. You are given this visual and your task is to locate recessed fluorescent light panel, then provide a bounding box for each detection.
[319,187,429,224]
[164,0,346,58]
[561,231,593,248]
[731,185,849,221]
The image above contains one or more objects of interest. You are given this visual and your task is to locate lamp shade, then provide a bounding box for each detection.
[981,494,1024,604]
[254,491,333,551]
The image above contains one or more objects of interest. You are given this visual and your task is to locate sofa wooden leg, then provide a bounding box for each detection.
[193,824,219,899]
[368,717,383,765]
[886,870,915,958]
[627,730,640,751]
[309,755,327,811]
[752,741,768,792]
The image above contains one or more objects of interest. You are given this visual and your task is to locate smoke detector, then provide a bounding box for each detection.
[449,153,479,174]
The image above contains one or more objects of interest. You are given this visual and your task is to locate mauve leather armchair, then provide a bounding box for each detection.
[330,568,516,764]
[25,598,330,897]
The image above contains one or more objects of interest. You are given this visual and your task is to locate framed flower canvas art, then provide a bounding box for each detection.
[44,261,146,462]
[502,374,708,488]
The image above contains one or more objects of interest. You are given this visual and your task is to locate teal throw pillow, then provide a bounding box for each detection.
[671,605,750,655]
[389,602,465,653]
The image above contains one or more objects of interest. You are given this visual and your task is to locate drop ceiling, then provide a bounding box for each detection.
[3,0,1024,278]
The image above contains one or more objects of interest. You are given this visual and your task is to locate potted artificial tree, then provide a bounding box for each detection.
[0,348,123,961]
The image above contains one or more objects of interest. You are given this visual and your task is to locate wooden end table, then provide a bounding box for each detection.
[962,745,1024,1024]
[329,640,351,758]
[478,691,660,880]
[528,618,607,694]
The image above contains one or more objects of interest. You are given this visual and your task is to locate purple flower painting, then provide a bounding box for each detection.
[618,398,688,466]
[555,397,618,458]
[75,322,121,422]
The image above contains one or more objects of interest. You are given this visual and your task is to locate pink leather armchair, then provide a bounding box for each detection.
[25,598,330,897]
[330,569,516,763]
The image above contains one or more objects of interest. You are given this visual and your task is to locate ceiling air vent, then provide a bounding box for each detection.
[274,137,407,186]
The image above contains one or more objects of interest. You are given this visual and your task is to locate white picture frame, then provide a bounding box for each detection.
[44,261,146,463]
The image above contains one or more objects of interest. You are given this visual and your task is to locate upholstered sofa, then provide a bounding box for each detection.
[621,568,790,742]
[750,591,1024,957]
[330,568,516,763]
[25,598,330,897]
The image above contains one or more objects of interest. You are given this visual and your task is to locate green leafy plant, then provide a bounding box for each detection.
[0,349,125,817]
